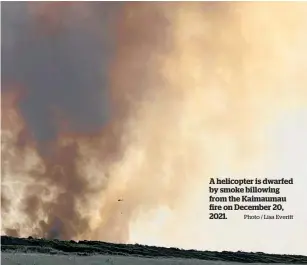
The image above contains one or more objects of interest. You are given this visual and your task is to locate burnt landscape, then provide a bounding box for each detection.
[1,236,307,264]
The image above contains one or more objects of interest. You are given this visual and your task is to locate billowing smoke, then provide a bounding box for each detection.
[2,2,307,255]
[1,1,119,239]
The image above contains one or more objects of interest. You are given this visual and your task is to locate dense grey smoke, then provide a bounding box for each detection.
[2,2,114,142]
[1,2,120,239]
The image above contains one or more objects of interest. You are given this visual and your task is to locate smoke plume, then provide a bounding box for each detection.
[2,2,307,255]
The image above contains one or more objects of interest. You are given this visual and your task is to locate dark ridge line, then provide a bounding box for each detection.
[1,236,307,263]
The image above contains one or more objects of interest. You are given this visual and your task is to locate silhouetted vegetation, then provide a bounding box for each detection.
[1,236,307,263]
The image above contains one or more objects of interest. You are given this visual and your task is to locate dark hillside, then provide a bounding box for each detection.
[1,236,307,263]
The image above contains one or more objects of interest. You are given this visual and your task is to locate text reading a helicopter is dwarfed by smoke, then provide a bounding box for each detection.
[208,177,294,221]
